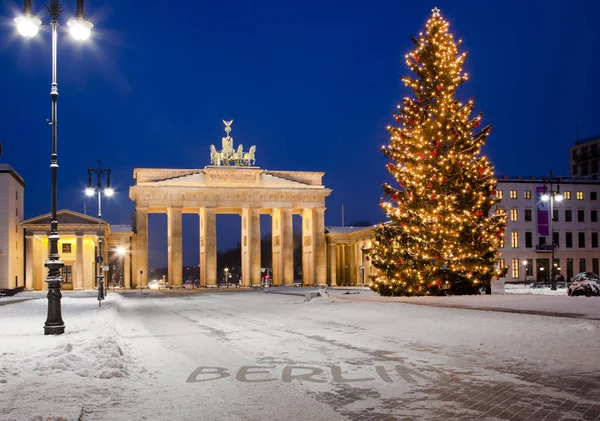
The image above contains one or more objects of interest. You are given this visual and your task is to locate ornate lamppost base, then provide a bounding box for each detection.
[44,262,65,335]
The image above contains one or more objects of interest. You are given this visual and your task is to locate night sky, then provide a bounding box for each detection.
[2,0,599,267]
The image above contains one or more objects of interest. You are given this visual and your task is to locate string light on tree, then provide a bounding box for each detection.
[370,7,506,297]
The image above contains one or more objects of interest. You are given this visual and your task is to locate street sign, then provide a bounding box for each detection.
[101,265,109,271]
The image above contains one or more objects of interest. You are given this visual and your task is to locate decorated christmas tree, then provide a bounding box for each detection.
[371,8,506,297]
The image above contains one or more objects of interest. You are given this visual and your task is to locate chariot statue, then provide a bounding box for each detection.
[209,120,257,167]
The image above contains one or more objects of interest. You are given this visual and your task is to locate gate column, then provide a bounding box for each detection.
[199,207,217,287]
[168,206,183,287]
[282,209,294,285]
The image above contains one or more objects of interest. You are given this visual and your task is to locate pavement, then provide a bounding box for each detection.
[2,290,600,420]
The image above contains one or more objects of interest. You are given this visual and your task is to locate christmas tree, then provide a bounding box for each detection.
[371,8,506,297]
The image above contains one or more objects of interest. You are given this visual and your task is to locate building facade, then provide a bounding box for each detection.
[22,210,133,291]
[495,176,600,283]
[326,226,374,286]
[570,135,600,178]
[0,164,25,290]
[324,177,600,285]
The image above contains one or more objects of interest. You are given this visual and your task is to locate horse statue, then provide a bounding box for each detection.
[242,145,256,166]
[210,145,221,166]
[232,144,244,166]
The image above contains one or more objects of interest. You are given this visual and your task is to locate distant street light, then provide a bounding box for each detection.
[86,160,113,306]
[541,170,563,290]
[13,0,94,335]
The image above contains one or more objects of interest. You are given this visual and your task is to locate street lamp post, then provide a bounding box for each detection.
[14,0,93,335]
[541,170,563,291]
[86,161,114,306]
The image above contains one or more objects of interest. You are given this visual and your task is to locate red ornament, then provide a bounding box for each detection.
[413,55,420,63]
[387,163,395,171]
[473,121,481,128]
[391,193,398,201]
[396,116,401,122]
[397,260,403,265]
[476,210,483,216]
[441,176,447,183]
[420,154,426,160]
[452,129,458,137]
[428,183,433,189]
[400,221,406,226]
[478,168,484,172]
[435,141,440,147]
[432,174,437,179]
[436,85,441,91]
[430,195,436,200]
[365,256,370,262]
[410,120,416,125]
[458,162,463,168]
[432,150,438,157]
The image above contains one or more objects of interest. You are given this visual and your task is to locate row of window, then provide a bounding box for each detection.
[496,190,596,200]
[501,208,599,223]
[501,231,599,249]
[501,257,599,279]
[573,161,599,176]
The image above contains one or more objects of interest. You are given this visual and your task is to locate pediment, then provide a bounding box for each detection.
[23,209,108,227]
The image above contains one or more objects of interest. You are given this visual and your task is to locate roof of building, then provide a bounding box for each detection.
[22,209,109,226]
[0,164,26,187]
[496,175,600,184]
[573,134,600,146]
[325,226,375,235]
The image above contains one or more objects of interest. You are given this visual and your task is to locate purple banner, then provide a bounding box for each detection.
[536,186,549,237]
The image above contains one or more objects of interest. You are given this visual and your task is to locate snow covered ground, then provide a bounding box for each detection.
[1,290,599,420]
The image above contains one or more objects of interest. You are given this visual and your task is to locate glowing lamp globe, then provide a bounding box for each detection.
[104,187,114,197]
[67,17,93,41]
[85,187,95,196]
[14,15,41,38]
[541,193,550,202]
[555,194,563,202]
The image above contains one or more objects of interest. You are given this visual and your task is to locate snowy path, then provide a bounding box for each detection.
[1,291,600,420]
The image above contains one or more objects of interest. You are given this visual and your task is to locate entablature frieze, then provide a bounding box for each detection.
[131,188,331,210]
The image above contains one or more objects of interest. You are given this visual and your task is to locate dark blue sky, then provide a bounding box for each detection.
[2,0,599,265]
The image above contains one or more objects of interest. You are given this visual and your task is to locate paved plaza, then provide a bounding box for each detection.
[1,289,599,420]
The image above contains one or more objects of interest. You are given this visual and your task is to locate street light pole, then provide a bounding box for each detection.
[86,161,113,306]
[13,0,93,335]
[541,170,563,291]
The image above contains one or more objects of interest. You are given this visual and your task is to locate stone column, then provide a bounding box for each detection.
[75,234,84,290]
[123,240,131,289]
[364,241,372,285]
[271,209,283,286]
[314,208,326,285]
[241,208,261,287]
[168,206,183,287]
[25,236,34,290]
[348,242,356,285]
[328,242,337,286]
[282,209,294,286]
[199,208,217,287]
[302,208,315,286]
[135,207,148,287]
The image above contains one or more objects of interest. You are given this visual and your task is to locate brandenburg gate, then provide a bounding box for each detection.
[129,121,332,287]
